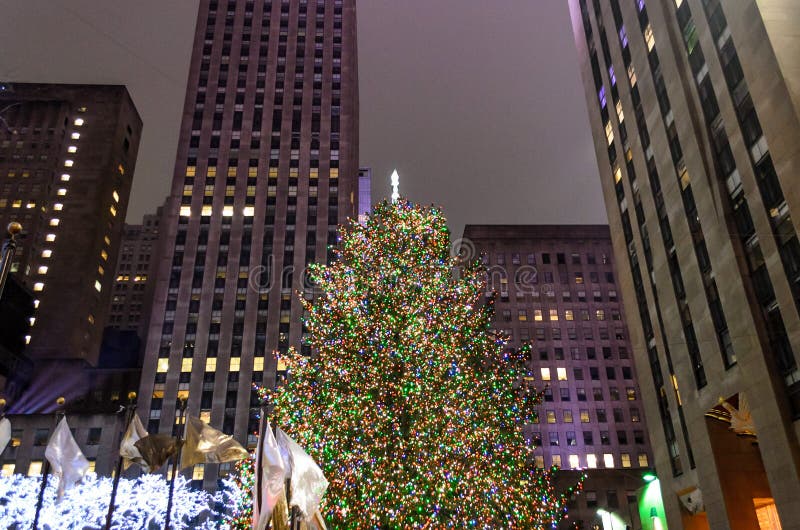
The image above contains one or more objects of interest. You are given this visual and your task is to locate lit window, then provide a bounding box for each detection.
[74,118,84,126]
[181,358,193,372]
[94,280,102,292]
[644,24,656,51]
[568,455,580,469]
[64,160,74,167]
[254,357,264,371]
[206,358,217,372]
[118,164,125,175]
[580,410,590,423]
[586,454,598,469]
[33,300,39,309]
[534,309,543,321]
[199,410,211,423]
[87,460,96,473]
[110,205,117,217]
[603,453,614,468]
[112,191,120,202]
[614,167,622,183]
[616,100,624,123]
[101,249,108,260]
[41,250,52,258]
[534,455,544,469]
[87,314,94,325]
[551,454,562,467]
[541,368,551,381]
[0,463,14,477]
[11,200,21,208]
[330,168,339,179]
[230,357,241,372]
[638,454,649,467]
[596,310,605,321]
[49,218,59,227]
[37,266,48,275]
[186,166,196,177]
[201,205,212,216]
[67,145,77,153]
[54,203,63,210]
[28,461,43,476]
[605,121,614,145]
[193,464,205,480]
[549,309,558,321]
[243,206,255,216]
[557,367,567,381]
[33,282,44,292]
[546,410,556,423]
[621,453,632,468]
[565,310,574,321]
[61,173,71,181]
[57,188,67,196]
[222,206,234,217]
[46,234,56,242]
[26,202,35,209]
[157,359,169,373]
[180,206,191,217]
[71,132,80,140]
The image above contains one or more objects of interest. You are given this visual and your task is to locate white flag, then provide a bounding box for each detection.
[253,418,286,530]
[45,417,89,499]
[0,418,11,455]
[276,428,328,522]
[119,414,148,470]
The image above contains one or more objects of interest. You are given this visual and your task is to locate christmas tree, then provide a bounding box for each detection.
[267,199,581,528]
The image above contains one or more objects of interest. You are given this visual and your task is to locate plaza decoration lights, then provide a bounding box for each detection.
[0,473,227,529]
[244,199,583,528]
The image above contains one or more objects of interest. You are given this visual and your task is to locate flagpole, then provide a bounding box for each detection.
[32,396,65,530]
[164,398,187,530]
[104,391,137,530]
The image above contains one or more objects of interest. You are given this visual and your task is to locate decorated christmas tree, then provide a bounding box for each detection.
[266,199,581,528]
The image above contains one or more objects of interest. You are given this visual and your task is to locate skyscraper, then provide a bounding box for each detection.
[567,0,800,527]
[464,224,654,529]
[0,83,142,407]
[138,0,359,487]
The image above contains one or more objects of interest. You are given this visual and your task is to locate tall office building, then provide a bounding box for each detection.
[0,83,141,408]
[464,224,654,529]
[108,207,163,335]
[567,0,800,527]
[138,0,359,487]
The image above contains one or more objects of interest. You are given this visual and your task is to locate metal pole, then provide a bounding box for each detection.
[0,222,22,302]
[164,399,187,530]
[104,392,138,530]
[32,396,65,530]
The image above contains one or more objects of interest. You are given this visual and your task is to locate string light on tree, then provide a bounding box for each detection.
[255,198,582,528]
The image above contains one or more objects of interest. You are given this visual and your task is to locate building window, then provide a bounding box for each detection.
[1,463,14,477]
[586,455,598,469]
[557,367,568,381]
[638,454,649,467]
[541,368,551,381]
[86,428,102,446]
[621,453,631,468]
[28,461,43,477]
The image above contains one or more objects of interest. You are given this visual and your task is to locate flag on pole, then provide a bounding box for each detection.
[119,414,148,470]
[180,416,248,469]
[133,433,178,472]
[45,417,90,499]
[0,417,10,455]
[253,418,286,530]
[276,428,328,522]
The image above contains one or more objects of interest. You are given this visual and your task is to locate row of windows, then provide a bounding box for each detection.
[534,385,638,403]
[532,452,648,470]
[531,427,644,446]
[500,308,622,323]
[492,286,619,303]
[536,406,641,425]
[483,251,611,266]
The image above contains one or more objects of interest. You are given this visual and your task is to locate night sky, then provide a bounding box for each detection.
[0,0,606,234]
